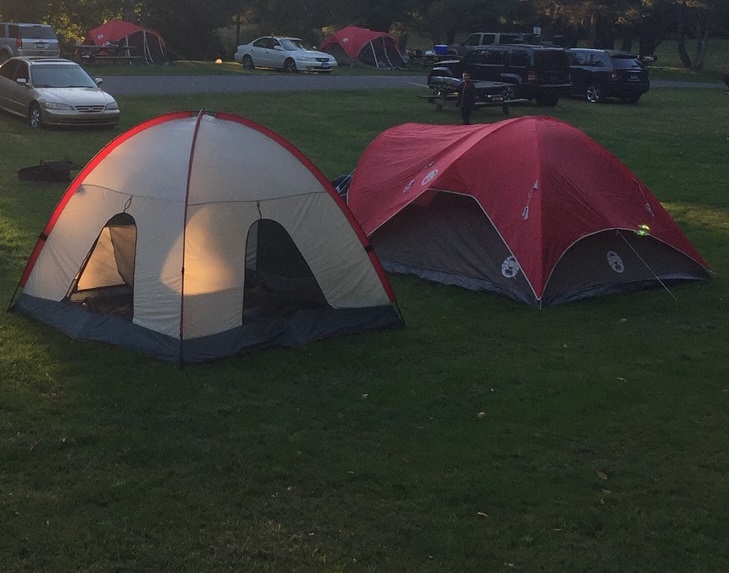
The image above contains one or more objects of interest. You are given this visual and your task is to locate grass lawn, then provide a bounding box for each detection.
[1,83,729,572]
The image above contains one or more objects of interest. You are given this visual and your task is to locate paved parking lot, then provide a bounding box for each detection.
[101,74,427,96]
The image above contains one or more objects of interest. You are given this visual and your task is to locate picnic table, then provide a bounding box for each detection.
[421,77,528,114]
[72,43,143,65]
[407,51,451,66]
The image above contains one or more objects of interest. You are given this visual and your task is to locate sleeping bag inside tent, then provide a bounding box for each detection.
[11,111,402,363]
[346,117,710,307]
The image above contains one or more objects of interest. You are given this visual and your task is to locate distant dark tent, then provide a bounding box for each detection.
[85,19,167,64]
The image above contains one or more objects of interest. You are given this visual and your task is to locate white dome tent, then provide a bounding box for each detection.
[11,111,402,364]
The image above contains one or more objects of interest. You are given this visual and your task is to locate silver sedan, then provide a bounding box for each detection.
[234,36,337,73]
[0,56,120,128]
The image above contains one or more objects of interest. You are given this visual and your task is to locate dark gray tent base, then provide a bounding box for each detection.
[371,193,709,307]
[14,294,400,364]
[381,259,707,306]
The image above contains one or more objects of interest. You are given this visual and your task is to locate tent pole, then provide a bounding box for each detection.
[177,110,207,366]
[382,37,394,68]
[6,283,21,312]
[617,230,677,300]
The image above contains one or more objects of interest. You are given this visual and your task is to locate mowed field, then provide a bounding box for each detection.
[1,63,729,573]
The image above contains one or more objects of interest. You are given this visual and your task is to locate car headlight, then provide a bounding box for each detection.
[105,101,119,111]
[42,101,74,111]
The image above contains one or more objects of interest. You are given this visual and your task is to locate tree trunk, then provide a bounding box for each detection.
[693,20,709,70]
[621,34,633,53]
[676,8,692,68]
[588,12,597,47]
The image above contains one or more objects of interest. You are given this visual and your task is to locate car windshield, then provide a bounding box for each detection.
[611,55,642,69]
[280,38,307,51]
[31,64,97,88]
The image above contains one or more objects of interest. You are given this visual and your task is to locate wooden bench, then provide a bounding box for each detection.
[419,92,528,115]
[86,55,144,65]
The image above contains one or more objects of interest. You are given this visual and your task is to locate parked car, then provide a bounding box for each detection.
[0,57,120,128]
[234,36,337,73]
[427,44,571,106]
[566,48,650,103]
[0,23,60,64]
[443,32,533,57]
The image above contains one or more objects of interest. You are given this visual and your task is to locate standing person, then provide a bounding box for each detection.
[456,71,477,125]
[723,63,729,94]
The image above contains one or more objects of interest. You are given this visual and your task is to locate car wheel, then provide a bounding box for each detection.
[585,84,604,103]
[28,102,43,129]
[241,55,254,70]
[503,84,519,100]
[620,95,640,104]
[284,58,297,73]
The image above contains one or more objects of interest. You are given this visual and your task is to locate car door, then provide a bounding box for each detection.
[0,58,19,110]
[0,59,30,115]
[479,47,505,82]
[567,50,592,94]
[467,50,490,80]
[267,38,285,69]
[250,37,272,67]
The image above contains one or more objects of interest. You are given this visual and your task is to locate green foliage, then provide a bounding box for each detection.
[1,83,729,572]
[0,0,726,63]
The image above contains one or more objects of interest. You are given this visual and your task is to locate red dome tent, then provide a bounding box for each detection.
[320,26,407,69]
[347,117,710,307]
[85,19,167,64]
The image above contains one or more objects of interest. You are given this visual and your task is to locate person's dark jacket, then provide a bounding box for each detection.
[457,79,477,109]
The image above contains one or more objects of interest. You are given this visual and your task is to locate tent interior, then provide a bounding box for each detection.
[67,214,329,322]
[67,213,136,319]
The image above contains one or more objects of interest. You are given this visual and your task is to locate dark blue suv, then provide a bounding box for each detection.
[566,48,650,104]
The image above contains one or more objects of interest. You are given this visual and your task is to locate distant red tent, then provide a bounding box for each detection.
[320,26,407,69]
[347,117,710,306]
[85,19,167,64]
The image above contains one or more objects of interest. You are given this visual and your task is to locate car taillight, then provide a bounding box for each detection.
[527,68,538,83]
[16,38,22,48]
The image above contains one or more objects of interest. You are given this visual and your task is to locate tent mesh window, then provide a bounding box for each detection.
[243,219,328,320]
[66,213,136,320]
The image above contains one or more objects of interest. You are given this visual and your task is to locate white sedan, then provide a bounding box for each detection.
[234,36,337,73]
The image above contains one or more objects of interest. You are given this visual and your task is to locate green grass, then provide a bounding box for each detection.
[649,38,729,83]
[1,86,729,572]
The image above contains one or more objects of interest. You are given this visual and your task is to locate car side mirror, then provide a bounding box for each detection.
[273,45,282,51]
[95,78,103,86]
[16,78,28,87]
